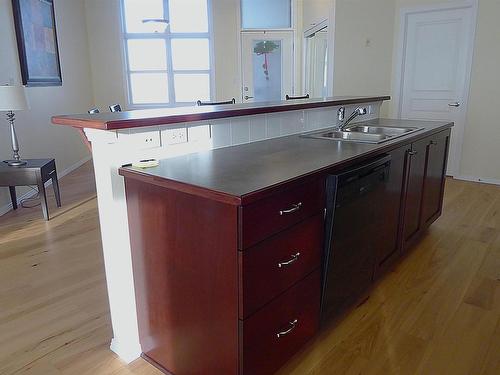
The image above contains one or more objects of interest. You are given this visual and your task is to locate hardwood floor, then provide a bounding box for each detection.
[0,161,499,375]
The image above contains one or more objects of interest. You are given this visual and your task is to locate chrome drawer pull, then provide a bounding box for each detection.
[278,252,301,268]
[279,202,302,216]
[276,319,298,338]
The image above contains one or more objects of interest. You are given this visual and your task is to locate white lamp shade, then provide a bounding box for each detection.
[0,85,29,111]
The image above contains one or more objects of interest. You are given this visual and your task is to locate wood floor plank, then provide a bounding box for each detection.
[1,164,500,375]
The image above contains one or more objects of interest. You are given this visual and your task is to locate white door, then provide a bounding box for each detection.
[241,32,293,102]
[398,5,476,176]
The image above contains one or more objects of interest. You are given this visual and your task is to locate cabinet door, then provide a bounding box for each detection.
[374,145,409,275]
[421,130,450,227]
[403,138,428,244]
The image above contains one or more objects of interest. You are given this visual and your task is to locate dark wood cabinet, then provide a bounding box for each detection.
[403,137,428,244]
[238,180,324,374]
[421,131,450,226]
[238,178,325,249]
[124,179,239,375]
[121,174,324,375]
[119,125,451,375]
[239,214,323,319]
[374,145,409,276]
[375,129,451,274]
[239,270,320,375]
[402,129,451,250]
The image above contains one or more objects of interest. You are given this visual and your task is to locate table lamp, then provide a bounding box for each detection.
[0,85,29,166]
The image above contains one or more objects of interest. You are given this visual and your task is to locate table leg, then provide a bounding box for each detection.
[9,186,17,210]
[37,180,49,220]
[52,172,61,207]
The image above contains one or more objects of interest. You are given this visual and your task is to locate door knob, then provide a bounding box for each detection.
[244,95,254,100]
[448,102,461,107]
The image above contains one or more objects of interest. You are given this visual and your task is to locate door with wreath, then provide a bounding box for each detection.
[241,32,293,102]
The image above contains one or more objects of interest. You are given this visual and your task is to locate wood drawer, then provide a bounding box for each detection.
[239,178,325,249]
[239,270,321,375]
[239,214,323,319]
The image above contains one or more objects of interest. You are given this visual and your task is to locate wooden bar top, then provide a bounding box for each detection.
[51,96,390,131]
[119,119,453,205]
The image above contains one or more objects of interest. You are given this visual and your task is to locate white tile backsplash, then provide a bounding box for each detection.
[266,114,281,138]
[304,108,338,131]
[122,101,384,157]
[188,124,211,143]
[230,118,250,145]
[249,115,267,142]
[210,120,231,148]
[280,110,305,135]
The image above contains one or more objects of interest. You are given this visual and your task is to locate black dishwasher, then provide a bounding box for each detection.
[321,155,391,325]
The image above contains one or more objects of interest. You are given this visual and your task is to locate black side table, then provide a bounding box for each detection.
[0,159,61,220]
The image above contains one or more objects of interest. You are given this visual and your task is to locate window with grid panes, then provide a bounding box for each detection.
[122,0,212,107]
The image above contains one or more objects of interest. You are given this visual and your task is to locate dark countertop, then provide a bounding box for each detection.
[119,119,453,205]
[51,96,390,131]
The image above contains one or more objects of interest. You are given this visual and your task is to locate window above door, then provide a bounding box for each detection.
[240,0,292,30]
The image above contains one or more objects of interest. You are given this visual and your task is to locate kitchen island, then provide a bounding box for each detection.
[119,119,451,375]
[52,96,452,374]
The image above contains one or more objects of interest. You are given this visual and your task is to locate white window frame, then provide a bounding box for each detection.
[120,0,215,108]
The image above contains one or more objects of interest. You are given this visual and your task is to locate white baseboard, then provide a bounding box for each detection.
[454,175,500,186]
[0,155,92,216]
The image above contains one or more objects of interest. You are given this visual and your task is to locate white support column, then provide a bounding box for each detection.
[85,129,141,363]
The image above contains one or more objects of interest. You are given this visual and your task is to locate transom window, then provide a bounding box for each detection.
[121,0,212,107]
[240,0,291,30]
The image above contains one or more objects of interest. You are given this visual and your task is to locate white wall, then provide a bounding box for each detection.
[332,0,396,116]
[84,0,128,111]
[212,0,241,102]
[303,0,330,32]
[459,0,500,180]
[0,0,92,212]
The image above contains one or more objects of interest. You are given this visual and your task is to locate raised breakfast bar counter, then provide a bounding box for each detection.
[52,95,390,130]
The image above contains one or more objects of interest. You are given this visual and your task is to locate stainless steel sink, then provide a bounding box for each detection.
[311,130,390,143]
[347,125,420,135]
[303,124,424,144]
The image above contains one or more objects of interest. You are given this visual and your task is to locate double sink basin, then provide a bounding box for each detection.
[303,124,424,144]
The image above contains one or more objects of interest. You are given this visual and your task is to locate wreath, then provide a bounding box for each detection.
[253,41,280,80]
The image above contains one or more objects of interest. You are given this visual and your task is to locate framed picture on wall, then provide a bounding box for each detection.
[12,0,62,86]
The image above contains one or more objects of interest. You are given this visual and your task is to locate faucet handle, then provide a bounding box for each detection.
[337,107,345,121]
[357,107,367,115]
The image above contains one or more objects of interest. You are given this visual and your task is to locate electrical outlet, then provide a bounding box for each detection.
[119,130,161,149]
[162,128,188,145]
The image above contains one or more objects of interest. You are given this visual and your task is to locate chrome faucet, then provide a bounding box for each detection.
[338,107,367,131]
